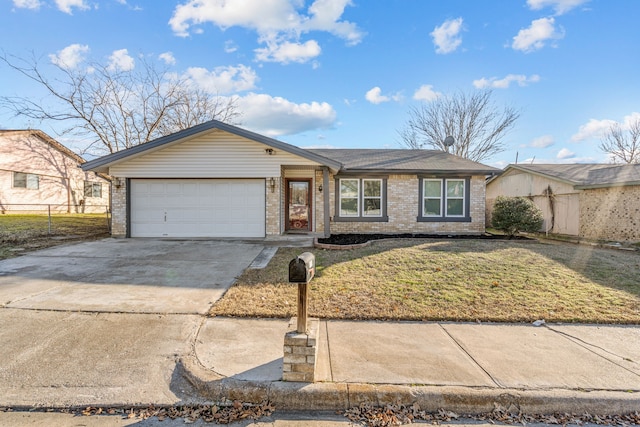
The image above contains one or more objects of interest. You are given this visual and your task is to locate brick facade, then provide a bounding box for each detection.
[326,174,486,235]
[579,186,640,242]
[109,173,489,238]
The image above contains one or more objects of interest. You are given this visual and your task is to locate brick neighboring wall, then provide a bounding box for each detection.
[579,185,640,242]
[328,174,487,234]
[111,179,127,237]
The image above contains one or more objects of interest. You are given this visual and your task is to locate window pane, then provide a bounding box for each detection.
[363,180,381,197]
[340,180,358,198]
[424,199,441,216]
[340,198,358,216]
[447,199,463,216]
[26,174,39,189]
[92,183,102,198]
[447,180,464,198]
[13,172,26,188]
[363,199,381,216]
[424,180,441,197]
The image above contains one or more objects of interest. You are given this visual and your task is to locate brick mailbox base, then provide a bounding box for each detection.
[283,317,319,382]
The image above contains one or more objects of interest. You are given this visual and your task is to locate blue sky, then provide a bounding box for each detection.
[1,0,639,167]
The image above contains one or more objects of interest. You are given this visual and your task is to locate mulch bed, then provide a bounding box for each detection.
[317,233,528,246]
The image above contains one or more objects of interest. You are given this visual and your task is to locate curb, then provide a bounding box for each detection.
[179,356,640,415]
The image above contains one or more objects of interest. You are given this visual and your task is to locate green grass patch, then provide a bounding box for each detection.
[211,239,640,324]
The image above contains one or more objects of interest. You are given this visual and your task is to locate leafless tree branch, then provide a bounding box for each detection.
[398,90,520,162]
[599,119,640,164]
[0,52,241,155]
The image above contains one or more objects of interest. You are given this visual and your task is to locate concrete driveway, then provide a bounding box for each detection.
[0,238,265,314]
[0,238,268,408]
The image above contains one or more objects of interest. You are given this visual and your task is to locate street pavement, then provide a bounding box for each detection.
[0,238,639,421]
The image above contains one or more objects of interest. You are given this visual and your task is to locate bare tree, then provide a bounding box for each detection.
[399,90,520,162]
[0,52,241,155]
[599,119,640,164]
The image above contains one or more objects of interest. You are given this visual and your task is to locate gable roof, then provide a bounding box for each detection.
[499,163,640,189]
[81,120,342,174]
[309,149,500,175]
[80,120,499,176]
[0,129,86,165]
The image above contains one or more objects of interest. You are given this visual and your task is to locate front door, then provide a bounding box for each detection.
[286,179,312,232]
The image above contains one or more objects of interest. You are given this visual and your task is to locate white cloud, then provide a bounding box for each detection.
[557,148,575,159]
[413,84,441,102]
[49,43,89,69]
[183,64,258,94]
[571,118,616,141]
[255,38,321,64]
[431,17,463,54]
[159,51,176,65]
[530,135,555,148]
[55,0,89,14]
[512,17,564,52]
[224,40,238,53]
[12,0,41,10]
[237,93,336,137]
[571,112,640,142]
[168,0,364,64]
[365,87,388,104]
[527,0,589,15]
[473,74,540,89]
[364,87,402,105]
[107,49,135,71]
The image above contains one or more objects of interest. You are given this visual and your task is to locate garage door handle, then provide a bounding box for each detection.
[164,212,167,222]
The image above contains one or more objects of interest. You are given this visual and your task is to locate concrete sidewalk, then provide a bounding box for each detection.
[183,318,640,414]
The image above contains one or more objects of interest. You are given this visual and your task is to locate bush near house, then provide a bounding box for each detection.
[491,196,544,237]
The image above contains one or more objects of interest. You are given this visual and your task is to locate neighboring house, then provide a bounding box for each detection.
[486,163,640,242]
[81,120,499,238]
[0,130,110,214]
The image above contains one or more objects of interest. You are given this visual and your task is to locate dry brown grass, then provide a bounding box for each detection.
[211,238,640,324]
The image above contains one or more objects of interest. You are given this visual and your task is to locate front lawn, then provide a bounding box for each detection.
[211,239,640,324]
[0,214,110,259]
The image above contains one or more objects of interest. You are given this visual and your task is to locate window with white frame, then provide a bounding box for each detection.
[13,172,39,190]
[336,177,387,221]
[84,181,102,198]
[419,177,470,221]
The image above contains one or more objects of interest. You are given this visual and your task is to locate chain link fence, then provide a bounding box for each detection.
[0,204,111,244]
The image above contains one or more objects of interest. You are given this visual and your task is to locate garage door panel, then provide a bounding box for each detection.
[131,179,266,238]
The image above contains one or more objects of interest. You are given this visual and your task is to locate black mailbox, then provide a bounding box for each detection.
[289,252,315,283]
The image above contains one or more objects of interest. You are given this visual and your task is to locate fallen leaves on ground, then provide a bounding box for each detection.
[343,403,640,427]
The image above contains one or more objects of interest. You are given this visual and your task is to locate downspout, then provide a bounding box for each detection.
[323,167,330,238]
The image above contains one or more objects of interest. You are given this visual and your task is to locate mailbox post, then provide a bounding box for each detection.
[288,252,315,333]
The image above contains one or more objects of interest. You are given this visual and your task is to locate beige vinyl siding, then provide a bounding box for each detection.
[109,130,320,178]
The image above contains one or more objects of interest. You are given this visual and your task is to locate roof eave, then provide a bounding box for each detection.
[337,168,500,176]
[575,181,640,189]
[503,164,580,186]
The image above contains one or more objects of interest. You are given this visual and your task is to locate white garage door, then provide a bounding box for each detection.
[130,179,265,238]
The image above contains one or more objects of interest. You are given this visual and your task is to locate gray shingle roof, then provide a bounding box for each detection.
[505,163,640,188]
[308,149,499,174]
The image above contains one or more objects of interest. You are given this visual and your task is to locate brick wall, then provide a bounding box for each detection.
[579,185,640,242]
[266,177,281,235]
[328,174,487,235]
[111,178,127,237]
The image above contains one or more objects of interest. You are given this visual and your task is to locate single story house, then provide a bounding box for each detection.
[0,129,110,214]
[81,120,499,238]
[486,163,640,242]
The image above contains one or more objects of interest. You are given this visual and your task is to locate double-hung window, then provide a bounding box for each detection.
[336,177,388,221]
[84,181,102,198]
[418,177,470,222]
[13,172,39,190]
